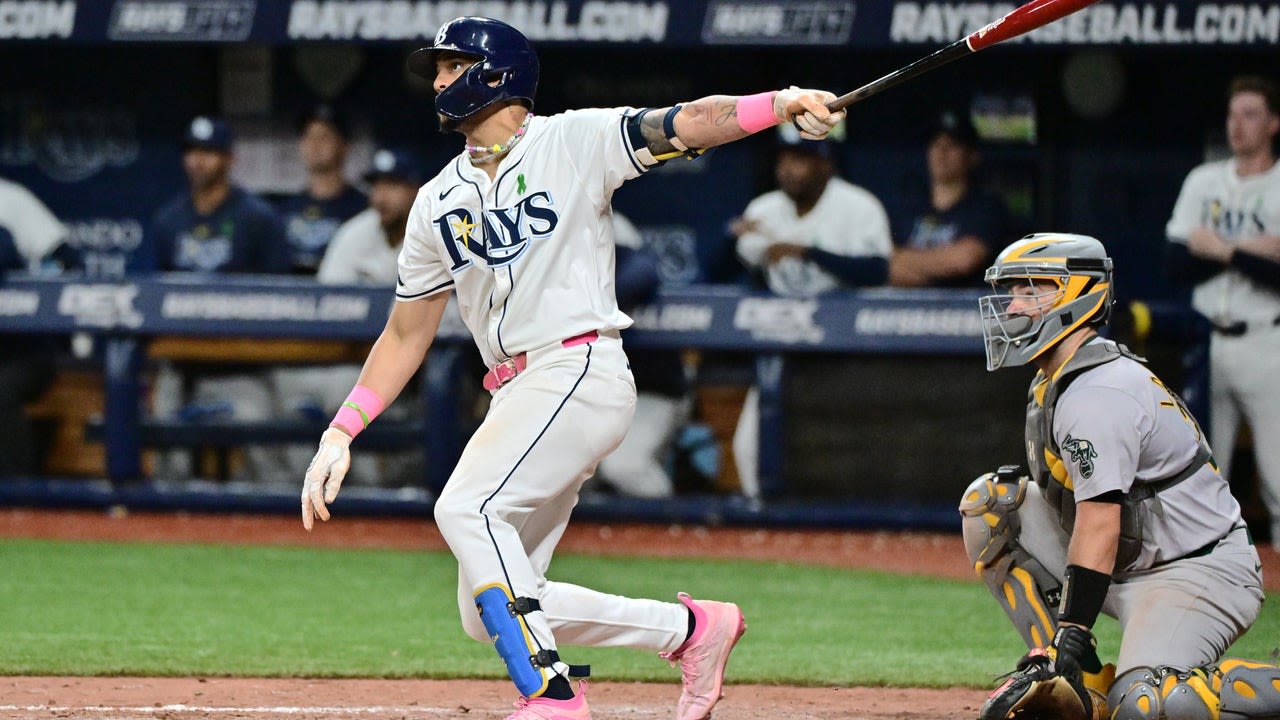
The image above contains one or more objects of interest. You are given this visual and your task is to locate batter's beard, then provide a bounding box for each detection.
[438,113,458,133]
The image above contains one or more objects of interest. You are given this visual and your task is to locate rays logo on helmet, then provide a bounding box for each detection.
[435,192,559,270]
[1062,435,1098,478]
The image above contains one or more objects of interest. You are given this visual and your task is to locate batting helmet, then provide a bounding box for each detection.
[979,232,1114,371]
[407,17,539,129]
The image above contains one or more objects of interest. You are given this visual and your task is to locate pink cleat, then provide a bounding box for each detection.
[504,681,592,720]
[659,592,747,720]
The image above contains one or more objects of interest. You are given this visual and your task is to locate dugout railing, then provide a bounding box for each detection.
[0,274,1202,529]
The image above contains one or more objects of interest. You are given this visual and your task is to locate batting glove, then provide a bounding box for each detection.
[773,86,846,140]
[302,427,353,530]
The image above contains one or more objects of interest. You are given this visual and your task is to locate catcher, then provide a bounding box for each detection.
[961,233,1278,720]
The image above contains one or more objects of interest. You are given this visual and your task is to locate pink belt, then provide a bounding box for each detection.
[482,330,599,391]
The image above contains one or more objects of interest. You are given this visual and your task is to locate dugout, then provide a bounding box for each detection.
[2,0,1275,523]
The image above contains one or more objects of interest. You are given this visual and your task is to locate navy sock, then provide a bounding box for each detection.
[542,675,574,700]
[685,607,695,642]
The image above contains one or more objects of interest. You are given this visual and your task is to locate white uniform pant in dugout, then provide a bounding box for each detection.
[433,332,688,679]
[1208,323,1280,548]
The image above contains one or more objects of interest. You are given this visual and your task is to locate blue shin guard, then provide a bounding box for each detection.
[474,584,551,697]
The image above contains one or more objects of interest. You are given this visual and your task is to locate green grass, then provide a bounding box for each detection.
[2,538,1276,687]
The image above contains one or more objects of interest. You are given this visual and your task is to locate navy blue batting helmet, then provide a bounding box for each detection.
[407,17,539,128]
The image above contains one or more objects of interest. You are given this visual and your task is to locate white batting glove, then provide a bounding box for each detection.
[773,86,847,140]
[302,427,353,530]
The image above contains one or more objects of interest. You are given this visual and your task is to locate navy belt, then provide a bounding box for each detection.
[1212,315,1280,336]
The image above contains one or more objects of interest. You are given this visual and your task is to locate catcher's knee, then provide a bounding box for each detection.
[959,465,1028,570]
[1108,667,1162,720]
[1214,659,1280,720]
[959,466,1060,648]
[1109,666,1222,720]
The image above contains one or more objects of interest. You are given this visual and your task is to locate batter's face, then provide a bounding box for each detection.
[299,120,347,174]
[370,178,418,233]
[433,52,475,93]
[182,147,232,192]
[1227,90,1279,157]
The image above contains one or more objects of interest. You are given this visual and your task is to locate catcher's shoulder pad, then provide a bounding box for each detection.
[979,648,1093,720]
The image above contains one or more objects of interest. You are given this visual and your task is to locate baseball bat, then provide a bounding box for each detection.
[826,0,1101,111]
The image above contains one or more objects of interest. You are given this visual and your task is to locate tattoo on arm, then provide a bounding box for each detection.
[640,110,678,156]
[643,96,745,155]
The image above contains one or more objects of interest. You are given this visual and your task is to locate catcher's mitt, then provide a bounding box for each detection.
[978,648,1094,720]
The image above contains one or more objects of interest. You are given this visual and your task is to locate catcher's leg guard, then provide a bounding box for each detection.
[1157,667,1220,720]
[1215,658,1280,720]
[1109,667,1162,720]
[475,584,558,697]
[959,468,1061,649]
[1110,666,1223,720]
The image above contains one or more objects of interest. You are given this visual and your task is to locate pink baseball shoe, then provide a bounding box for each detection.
[659,592,748,720]
[504,682,592,720]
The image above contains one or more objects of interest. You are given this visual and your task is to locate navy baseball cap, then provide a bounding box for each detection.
[929,109,980,148]
[363,148,426,185]
[297,103,352,140]
[183,115,233,152]
[776,119,846,160]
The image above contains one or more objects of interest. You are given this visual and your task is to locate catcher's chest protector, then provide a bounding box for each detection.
[1025,340,1146,569]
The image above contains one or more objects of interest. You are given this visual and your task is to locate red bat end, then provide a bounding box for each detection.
[966,0,1101,51]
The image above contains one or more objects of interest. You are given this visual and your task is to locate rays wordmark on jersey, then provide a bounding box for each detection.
[434,191,559,270]
[1204,198,1267,237]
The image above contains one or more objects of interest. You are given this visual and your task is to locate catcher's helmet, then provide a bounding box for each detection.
[407,17,538,129]
[979,233,1114,371]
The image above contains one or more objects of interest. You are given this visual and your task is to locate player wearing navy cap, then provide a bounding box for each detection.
[300,16,844,720]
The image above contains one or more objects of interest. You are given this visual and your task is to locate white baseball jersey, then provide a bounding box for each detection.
[1166,158,1280,325]
[0,177,67,266]
[317,208,401,286]
[397,110,644,368]
[736,177,892,298]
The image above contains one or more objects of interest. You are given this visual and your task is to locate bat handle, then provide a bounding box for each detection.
[825,38,972,114]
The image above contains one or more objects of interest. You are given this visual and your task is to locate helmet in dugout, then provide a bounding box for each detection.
[408,16,539,130]
[979,233,1114,371]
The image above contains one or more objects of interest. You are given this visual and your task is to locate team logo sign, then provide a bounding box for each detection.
[1062,435,1098,478]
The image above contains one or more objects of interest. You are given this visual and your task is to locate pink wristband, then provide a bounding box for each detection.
[331,384,386,439]
[736,91,780,134]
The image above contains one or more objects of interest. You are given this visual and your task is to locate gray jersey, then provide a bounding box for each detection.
[1053,339,1244,569]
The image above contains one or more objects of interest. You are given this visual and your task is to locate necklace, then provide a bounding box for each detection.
[466,113,533,162]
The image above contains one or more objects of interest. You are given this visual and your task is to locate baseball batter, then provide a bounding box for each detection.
[963,234,1276,720]
[299,16,845,720]
[1166,74,1280,550]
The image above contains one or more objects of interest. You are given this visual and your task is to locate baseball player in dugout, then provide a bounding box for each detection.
[964,233,1277,720]
[299,16,844,720]
[1165,74,1280,551]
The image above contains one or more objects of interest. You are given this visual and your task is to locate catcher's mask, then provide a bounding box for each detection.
[407,16,539,132]
[979,233,1114,371]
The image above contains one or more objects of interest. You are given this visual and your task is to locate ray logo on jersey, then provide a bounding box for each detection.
[433,191,559,270]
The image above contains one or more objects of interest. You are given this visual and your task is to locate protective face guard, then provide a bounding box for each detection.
[979,272,1065,371]
[435,59,521,126]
